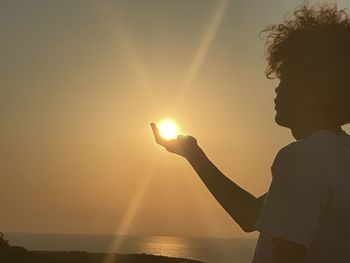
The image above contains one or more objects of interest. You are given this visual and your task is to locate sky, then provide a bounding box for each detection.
[1,0,350,238]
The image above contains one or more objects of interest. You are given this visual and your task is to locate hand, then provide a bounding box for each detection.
[150,122,199,158]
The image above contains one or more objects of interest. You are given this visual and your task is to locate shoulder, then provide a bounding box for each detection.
[272,130,339,171]
[272,139,322,180]
[272,141,308,170]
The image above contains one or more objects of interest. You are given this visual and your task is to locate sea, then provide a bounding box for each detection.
[4,233,258,263]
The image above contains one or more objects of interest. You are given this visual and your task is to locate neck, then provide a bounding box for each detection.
[291,121,345,140]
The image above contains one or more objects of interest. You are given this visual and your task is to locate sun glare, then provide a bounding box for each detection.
[158,119,178,140]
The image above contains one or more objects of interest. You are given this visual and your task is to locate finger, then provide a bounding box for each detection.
[150,123,159,141]
[177,134,197,146]
[150,122,164,145]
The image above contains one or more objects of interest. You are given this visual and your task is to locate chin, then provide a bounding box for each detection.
[274,112,291,128]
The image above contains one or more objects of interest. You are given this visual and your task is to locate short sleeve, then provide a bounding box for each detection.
[255,145,328,250]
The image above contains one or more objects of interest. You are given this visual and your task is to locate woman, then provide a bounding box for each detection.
[151,3,350,263]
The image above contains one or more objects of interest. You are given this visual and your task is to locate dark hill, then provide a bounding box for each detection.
[0,233,205,263]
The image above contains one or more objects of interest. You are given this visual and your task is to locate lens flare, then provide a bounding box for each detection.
[158,119,178,140]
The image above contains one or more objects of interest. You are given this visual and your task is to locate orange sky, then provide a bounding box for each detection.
[1,0,350,238]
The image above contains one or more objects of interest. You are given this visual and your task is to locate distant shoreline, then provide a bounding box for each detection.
[2,247,205,263]
[1,234,205,263]
[3,232,257,263]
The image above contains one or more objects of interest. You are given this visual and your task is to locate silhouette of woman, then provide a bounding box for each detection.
[152,3,350,263]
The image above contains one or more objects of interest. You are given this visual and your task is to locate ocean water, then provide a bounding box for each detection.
[4,233,257,263]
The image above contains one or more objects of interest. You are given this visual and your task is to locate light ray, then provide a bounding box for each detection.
[88,1,231,261]
[92,1,155,103]
[177,0,231,104]
[89,1,161,261]
[102,157,162,263]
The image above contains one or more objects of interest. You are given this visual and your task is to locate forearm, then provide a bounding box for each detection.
[186,146,264,232]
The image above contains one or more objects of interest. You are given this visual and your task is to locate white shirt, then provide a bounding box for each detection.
[252,129,350,263]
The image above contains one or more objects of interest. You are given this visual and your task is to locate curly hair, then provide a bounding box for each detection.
[262,2,350,124]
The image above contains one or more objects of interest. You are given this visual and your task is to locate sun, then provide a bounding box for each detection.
[158,119,178,140]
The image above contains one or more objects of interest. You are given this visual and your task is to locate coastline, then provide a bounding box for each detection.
[1,239,205,263]
[3,233,257,263]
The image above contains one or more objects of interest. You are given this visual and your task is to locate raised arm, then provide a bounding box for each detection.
[150,122,266,232]
[186,146,266,232]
